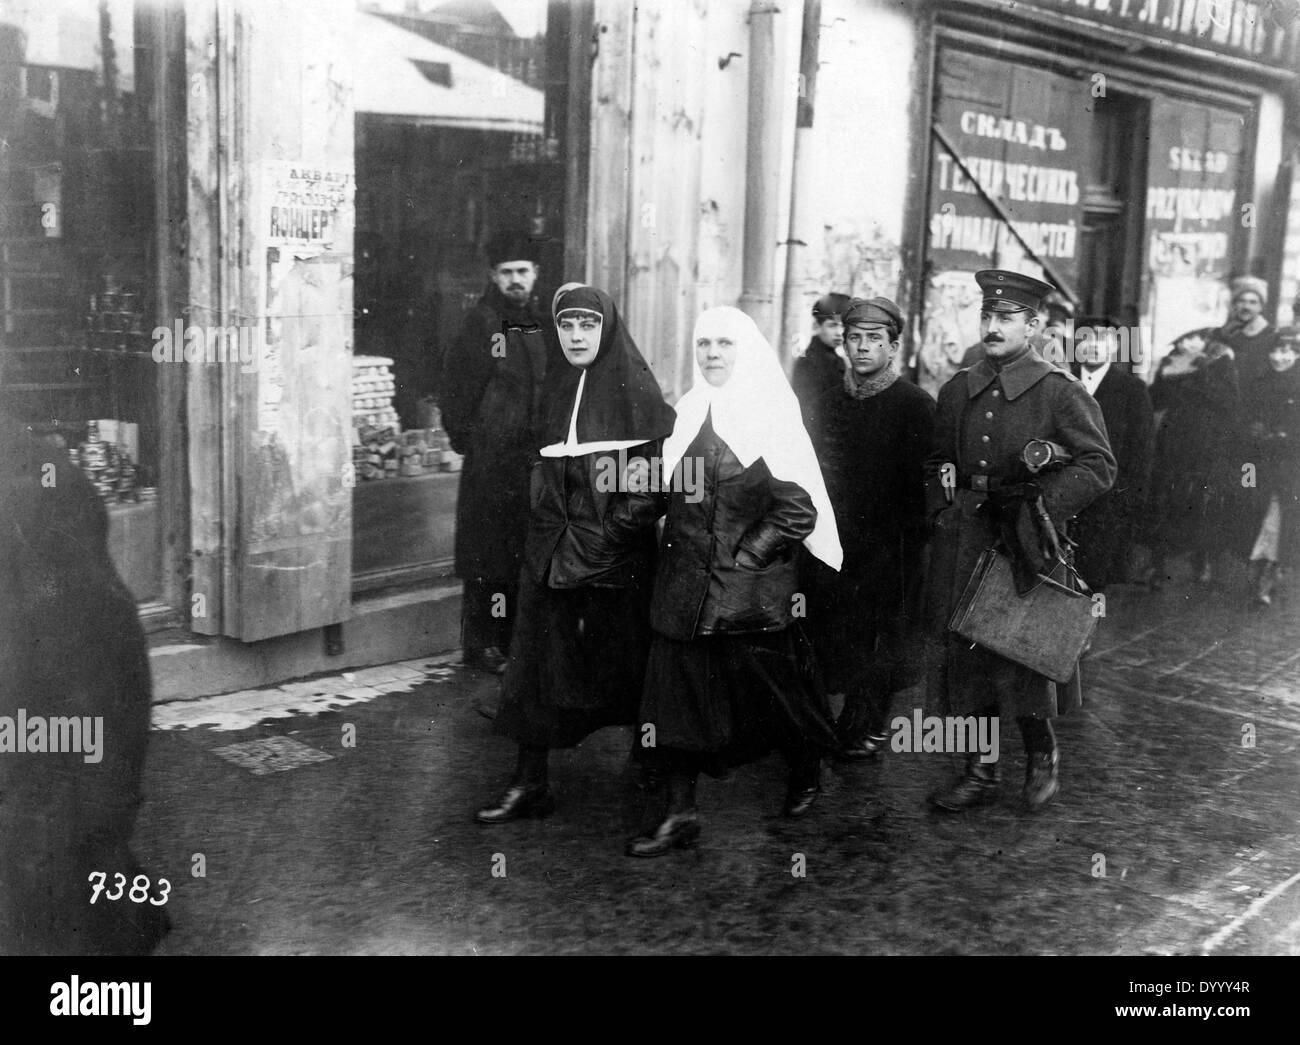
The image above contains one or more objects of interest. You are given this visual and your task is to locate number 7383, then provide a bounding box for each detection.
[88,871,171,905]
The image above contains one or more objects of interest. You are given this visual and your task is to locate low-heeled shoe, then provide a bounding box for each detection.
[474,784,554,824]
[625,813,701,857]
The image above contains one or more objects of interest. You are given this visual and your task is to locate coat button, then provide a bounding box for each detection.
[981,435,990,443]
[978,459,988,467]
[985,411,994,419]
[991,390,1001,397]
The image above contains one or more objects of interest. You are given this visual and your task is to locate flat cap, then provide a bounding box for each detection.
[812,292,853,320]
[976,269,1056,314]
[843,296,904,338]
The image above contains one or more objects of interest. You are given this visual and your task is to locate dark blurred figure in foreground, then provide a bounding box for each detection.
[1145,328,1242,587]
[804,297,934,757]
[1070,317,1155,591]
[1243,330,1300,606]
[0,410,169,955]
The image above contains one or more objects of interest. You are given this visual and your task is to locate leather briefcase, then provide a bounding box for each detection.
[948,546,1096,683]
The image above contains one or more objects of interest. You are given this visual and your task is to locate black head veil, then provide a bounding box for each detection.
[541,285,676,446]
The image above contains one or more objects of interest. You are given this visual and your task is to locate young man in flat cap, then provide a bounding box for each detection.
[804,297,935,757]
[793,292,852,433]
[923,270,1115,812]
[438,231,551,679]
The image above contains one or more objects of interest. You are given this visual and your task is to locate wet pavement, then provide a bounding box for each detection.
[134,555,1300,955]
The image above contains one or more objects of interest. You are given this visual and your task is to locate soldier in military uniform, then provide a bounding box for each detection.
[924,270,1115,812]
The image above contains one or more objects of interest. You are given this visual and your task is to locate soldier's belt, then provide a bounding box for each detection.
[959,475,1007,493]
[959,476,1039,497]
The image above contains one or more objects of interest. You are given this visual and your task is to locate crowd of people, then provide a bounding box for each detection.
[440,233,1299,852]
[3,231,1292,954]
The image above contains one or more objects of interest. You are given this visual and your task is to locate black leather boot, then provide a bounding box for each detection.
[464,646,508,675]
[928,754,1000,812]
[783,749,822,818]
[626,770,699,857]
[1024,749,1060,809]
[1019,716,1059,810]
[835,694,886,760]
[475,745,553,824]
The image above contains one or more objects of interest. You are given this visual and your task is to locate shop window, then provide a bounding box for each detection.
[0,3,162,605]
[350,0,584,588]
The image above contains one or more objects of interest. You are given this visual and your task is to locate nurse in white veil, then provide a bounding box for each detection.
[628,306,843,858]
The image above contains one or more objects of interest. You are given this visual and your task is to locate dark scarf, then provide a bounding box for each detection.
[540,285,677,446]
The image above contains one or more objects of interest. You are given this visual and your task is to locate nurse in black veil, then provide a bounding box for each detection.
[475,284,676,824]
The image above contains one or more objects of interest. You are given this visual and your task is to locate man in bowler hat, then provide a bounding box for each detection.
[924,270,1115,811]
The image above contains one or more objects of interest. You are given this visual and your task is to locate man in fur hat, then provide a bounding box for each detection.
[1217,275,1279,380]
[438,231,552,678]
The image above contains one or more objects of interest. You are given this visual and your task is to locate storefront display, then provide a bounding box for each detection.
[1,3,164,607]
[916,1,1287,394]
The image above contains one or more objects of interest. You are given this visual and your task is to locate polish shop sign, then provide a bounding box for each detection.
[1025,0,1298,66]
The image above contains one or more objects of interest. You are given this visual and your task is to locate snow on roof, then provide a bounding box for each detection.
[355,10,543,134]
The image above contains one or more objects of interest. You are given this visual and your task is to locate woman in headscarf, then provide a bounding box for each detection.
[627,306,843,858]
[475,285,676,824]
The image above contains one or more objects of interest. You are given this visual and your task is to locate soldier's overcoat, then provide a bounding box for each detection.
[924,351,1116,718]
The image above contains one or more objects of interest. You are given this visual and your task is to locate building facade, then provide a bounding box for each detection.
[2,0,1296,698]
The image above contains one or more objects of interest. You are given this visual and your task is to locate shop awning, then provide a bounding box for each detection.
[354,12,544,135]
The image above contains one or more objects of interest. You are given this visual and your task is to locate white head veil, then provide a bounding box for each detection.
[662,306,842,570]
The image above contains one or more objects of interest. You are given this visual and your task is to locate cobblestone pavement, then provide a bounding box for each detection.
[135,559,1300,955]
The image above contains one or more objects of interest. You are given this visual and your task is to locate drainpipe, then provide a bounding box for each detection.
[779,0,821,371]
[737,0,784,345]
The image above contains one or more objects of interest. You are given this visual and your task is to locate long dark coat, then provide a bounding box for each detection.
[1147,350,1243,555]
[494,444,664,749]
[1071,364,1155,589]
[1244,365,1300,566]
[437,285,552,583]
[924,352,1115,719]
[791,338,844,432]
[1217,322,1279,382]
[639,415,837,765]
[649,417,816,642]
[804,377,936,694]
[0,418,169,955]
